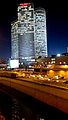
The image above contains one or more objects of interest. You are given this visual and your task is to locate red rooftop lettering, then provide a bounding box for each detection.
[20,3,30,6]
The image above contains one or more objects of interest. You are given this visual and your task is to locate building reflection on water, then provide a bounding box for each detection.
[0,91,68,120]
[12,98,21,120]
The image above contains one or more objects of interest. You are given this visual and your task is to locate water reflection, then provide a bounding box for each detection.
[0,92,11,120]
[12,98,21,120]
[0,91,68,120]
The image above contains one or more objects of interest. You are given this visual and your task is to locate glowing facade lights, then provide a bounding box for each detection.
[34,8,47,58]
[11,3,47,65]
[11,3,35,65]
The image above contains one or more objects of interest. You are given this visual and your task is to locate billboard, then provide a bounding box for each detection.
[9,60,19,68]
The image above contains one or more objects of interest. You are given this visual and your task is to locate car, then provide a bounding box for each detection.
[64,80,68,84]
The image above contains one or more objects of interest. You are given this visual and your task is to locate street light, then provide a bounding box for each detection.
[57,54,61,57]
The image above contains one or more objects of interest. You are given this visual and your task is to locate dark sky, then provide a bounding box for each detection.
[0,0,68,59]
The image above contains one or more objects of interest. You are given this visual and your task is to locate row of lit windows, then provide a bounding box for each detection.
[44,61,67,65]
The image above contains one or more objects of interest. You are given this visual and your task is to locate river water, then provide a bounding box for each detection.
[0,90,68,120]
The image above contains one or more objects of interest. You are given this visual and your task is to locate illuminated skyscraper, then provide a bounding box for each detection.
[11,3,35,65]
[34,8,47,58]
[11,21,19,59]
[11,3,48,66]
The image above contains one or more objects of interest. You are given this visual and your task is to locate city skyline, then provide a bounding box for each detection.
[0,0,68,59]
[11,3,35,65]
[11,3,47,66]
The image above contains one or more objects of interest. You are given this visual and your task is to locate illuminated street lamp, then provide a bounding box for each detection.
[57,54,61,57]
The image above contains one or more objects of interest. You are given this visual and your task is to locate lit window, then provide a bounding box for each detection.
[51,58,55,60]
[51,61,55,64]
[60,62,62,64]
[64,62,66,64]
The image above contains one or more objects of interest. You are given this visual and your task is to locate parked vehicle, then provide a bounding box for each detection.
[0,71,17,78]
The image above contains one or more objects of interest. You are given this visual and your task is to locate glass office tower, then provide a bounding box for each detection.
[11,21,19,59]
[11,3,35,65]
[18,3,35,65]
[34,8,47,58]
[11,3,48,66]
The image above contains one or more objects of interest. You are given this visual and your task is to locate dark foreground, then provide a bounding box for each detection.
[0,89,68,120]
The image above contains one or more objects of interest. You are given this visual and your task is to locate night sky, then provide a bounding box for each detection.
[0,0,68,60]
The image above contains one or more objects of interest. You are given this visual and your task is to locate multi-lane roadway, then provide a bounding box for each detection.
[0,70,68,114]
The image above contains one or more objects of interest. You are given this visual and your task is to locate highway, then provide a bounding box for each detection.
[0,76,68,114]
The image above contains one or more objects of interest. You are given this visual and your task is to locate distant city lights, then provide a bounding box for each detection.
[57,54,61,57]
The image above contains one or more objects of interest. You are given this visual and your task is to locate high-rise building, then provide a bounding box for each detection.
[34,8,47,58]
[11,3,47,66]
[11,3,35,65]
[67,47,68,53]
[11,20,19,59]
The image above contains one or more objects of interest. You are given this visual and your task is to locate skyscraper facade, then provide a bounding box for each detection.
[11,3,35,65]
[11,3,47,66]
[11,21,19,59]
[34,8,47,58]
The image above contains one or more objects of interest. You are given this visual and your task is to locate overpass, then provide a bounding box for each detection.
[0,77,68,114]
